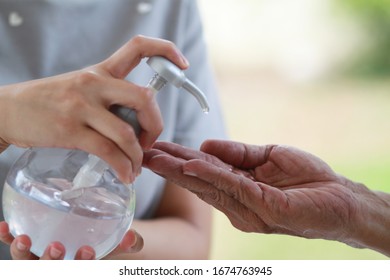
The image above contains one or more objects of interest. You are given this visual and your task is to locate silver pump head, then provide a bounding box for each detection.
[146,56,210,113]
[111,56,210,137]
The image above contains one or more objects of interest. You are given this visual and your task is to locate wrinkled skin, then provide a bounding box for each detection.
[143,140,389,253]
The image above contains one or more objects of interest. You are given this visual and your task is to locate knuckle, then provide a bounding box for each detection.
[165,40,176,50]
[165,41,181,57]
[142,86,154,100]
[131,86,156,112]
[208,189,223,205]
[129,35,145,48]
[117,123,138,144]
[58,72,99,112]
[209,168,225,188]
[74,70,100,87]
[137,87,154,106]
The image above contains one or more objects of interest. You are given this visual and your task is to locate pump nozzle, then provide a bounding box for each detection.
[146,56,209,112]
[110,56,209,136]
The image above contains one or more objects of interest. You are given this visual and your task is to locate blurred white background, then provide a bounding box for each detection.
[199,0,365,83]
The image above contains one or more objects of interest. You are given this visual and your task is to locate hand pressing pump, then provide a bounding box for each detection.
[1,56,209,259]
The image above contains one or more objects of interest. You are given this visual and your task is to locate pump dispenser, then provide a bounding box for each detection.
[1,56,209,259]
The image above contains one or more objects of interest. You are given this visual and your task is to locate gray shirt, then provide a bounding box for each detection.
[0,0,226,259]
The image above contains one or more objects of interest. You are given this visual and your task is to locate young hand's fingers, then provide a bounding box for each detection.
[0,221,14,245]
[74,246,95,260]
[39,242,66,260]
[10,235,37,260]
[94,78,163,150]
[73,128,135,184]
[103,229,144,259]
[119,229,144,254]
[101,35,189,79]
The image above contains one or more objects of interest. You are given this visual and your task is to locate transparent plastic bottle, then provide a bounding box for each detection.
[2,147,135,259]
[1,56,209,259]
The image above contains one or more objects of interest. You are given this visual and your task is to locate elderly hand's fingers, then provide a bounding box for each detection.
[143,151,212,192]
[144,149,280,233]
[146,149,261,206]
[144,150,257,212]
[200,140,278,170]
[144,151,271,233]
[151,141,230,169]
[183,159,271,210]
[183,160,294,233]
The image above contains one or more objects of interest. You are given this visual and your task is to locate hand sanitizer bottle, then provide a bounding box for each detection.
[1,56,209,259]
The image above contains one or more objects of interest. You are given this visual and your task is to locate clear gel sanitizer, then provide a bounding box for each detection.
[2,56,209,259]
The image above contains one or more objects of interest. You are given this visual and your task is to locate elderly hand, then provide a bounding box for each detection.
[0,35,189,184]
[0,221,143,260]
[143,140,390,256]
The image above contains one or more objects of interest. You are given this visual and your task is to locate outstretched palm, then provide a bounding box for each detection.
[144,140,367,243]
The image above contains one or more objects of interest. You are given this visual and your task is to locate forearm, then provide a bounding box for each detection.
[346,180,390,256]
[109,217,211,260]
[0,86,11,153]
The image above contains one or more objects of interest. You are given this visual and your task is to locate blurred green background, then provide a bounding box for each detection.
[338,0,390,76]
[198,0,390,259]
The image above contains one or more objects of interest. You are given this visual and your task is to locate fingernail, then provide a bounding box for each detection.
[81,248,94,260]
[129,172,135,183]
[16,240,28,252]
[121,171,134,185]
[49,246,62,259]
[181,56,189,67]
[130,231,138,248]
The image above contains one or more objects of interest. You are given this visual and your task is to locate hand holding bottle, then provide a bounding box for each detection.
[0,35,189,184]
